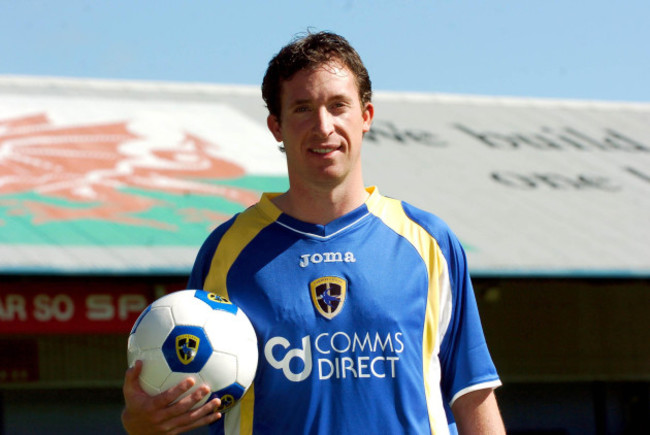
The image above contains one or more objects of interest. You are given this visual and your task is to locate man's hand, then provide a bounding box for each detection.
[122,360,223,435]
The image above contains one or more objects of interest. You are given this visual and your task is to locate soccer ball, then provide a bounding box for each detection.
[127,289,258,412]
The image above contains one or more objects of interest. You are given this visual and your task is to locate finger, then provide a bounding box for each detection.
[169,398,223,434]
[152,377,196,409]
[152,388,220,433]
[191,397,222,421]
[167,383,212,414]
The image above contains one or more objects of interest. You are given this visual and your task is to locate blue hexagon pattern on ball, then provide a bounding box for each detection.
[127,289,258,412]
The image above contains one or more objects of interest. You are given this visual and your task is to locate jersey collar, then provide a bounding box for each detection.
[259,186,381,240]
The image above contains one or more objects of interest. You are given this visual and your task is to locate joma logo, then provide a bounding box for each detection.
[299,252,356,268]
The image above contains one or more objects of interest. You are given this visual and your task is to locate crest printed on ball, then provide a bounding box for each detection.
[176,334,200,365]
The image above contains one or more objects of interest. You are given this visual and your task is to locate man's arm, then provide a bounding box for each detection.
[122,360,222,434]
[451,388,505,434]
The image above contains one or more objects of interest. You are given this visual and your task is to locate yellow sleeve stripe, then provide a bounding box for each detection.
[238,384,255,434]
[203,194,279,434]
[369,196,445,434]
[223,384,255,434]
[202,194,281,298]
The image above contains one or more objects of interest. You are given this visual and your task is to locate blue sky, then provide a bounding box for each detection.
[1,0,648,102]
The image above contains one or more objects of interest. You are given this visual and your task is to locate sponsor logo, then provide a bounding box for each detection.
[176,334,200,365]
[265,336,313,382]
[299,251,356,268]
[310,276,346,319]
[264,332,404,382]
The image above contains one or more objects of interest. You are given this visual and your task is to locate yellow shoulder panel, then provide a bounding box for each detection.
[203,196,281,299]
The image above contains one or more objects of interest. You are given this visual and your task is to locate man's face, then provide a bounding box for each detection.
[267,62,374,191]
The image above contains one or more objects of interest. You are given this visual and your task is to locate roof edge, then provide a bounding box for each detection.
[372,89,650,110]
[1,74,649,110]
[0,74,261,100]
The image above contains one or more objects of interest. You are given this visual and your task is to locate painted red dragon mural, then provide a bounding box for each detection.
[0,113,259,230]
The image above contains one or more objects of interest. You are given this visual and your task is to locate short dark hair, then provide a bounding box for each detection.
[261,31,372,120]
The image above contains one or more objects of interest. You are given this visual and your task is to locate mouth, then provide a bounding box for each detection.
[310,145,341,155]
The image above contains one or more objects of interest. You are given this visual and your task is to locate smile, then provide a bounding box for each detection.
[310,146,341,154]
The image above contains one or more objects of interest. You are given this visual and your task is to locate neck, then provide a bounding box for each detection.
[272,181,369,225]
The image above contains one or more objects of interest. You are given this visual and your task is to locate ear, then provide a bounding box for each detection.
[267,114,283,142]
[362,102,374,133]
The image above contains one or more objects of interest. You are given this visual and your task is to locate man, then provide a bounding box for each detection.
[122,31,505,434]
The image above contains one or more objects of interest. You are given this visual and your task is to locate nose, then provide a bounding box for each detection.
[314,107,334,138]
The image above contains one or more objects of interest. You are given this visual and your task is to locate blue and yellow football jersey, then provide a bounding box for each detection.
[188,187,500,434]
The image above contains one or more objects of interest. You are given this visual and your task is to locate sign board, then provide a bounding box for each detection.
[0,77,649,276]
[0,89,288,273]
[0,280,184,334]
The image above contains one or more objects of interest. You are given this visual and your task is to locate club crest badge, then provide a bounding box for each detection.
[176,334,200,365]
[218,394,235,411]
[310,276,347,319]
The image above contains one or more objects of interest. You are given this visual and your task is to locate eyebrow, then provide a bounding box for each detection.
[290,99,312,107]
[289,94,353,107]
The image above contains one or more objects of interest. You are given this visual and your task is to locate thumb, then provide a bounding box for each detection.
[124,360,144,393]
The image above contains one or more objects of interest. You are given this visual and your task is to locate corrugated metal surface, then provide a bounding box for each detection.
[364,93,650,277]
[0,76,288,275]
[0,76,648,276]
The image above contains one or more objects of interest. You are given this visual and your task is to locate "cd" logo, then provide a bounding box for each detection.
[264,336,312,382]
